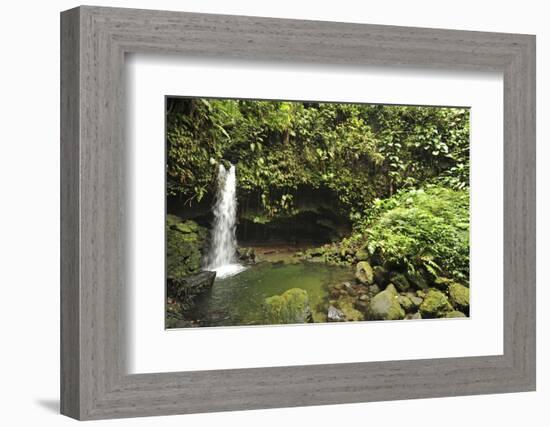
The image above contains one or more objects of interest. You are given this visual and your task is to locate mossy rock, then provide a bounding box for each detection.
[405,312,422,320]
[397,295,414,313]
[336,296,365,322]
[448,283,470,313]
[166,216,208,279]
[165,271,216,328]
[389,272,410,292]
[264,288,312,324]
[385,283,398,296]
[355,261,374,285]
[167,271,216,302]
[419,289,452,318]
[445,310,467,318]
[368,284,405,320]
[305,247,324,258]
[433,277,455,290]
[406,292,424,308]
[407,270,429,290]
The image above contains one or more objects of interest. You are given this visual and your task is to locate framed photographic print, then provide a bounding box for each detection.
[61,5,536,420]
[164,97,471,329]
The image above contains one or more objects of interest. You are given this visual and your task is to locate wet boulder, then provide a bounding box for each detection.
[419,289,453,318]
[408,293,424,308]
[368,284,405,320]
[327,305,345,322]
[355,261,374,285]
[166,270,216,303]
[448,283,470,313]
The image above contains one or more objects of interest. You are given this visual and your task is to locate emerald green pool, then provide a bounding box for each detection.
[189,261,354,327]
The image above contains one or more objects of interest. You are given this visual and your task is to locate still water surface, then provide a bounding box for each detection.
[190,261,354,327]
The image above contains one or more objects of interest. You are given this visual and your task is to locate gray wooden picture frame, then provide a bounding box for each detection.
[60,5,536,420]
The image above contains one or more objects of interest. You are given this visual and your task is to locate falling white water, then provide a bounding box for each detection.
[207,163,246,278]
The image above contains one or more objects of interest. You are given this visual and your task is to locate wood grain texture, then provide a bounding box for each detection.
[60,7,80,419]
[60,6,536,420]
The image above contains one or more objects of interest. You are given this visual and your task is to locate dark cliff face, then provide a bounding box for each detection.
[167,185,352,246]
[236,210,350,246]
[166,193,213,227]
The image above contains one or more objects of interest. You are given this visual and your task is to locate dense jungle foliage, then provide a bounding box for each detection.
[362,186,469,282]
[166,98,470,283]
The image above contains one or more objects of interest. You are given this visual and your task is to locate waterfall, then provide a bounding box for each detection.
[207,163,246,278]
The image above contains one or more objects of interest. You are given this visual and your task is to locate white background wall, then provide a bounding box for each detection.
[0,0,546,425]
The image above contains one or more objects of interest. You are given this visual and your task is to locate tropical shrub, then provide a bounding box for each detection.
[362,186,470,283]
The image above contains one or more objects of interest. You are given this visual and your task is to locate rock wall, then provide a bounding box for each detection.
[166,214,208,279]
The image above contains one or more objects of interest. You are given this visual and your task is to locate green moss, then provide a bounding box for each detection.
[397,295,414,313]
[433,276,455,290]
[385,283,398,296]
[390,273,410,292]
[166,215,207,279]
[355,261,374,285]
[335,296,365,321]
[445,310,466,318]
[448,283,470,312]
[419,289,452,318]
[264,288,312,324]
